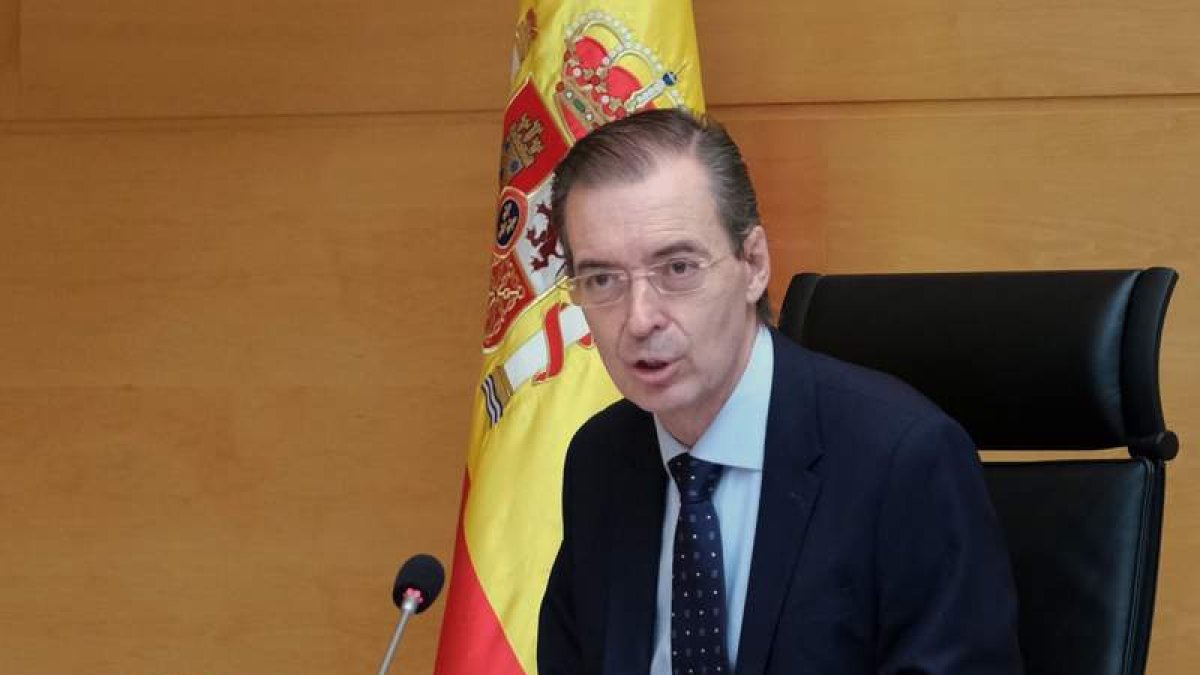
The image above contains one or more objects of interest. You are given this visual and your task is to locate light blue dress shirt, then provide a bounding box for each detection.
[650,325,774,674]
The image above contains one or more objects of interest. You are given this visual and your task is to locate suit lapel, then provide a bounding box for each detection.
[603,411,667,674]
[736,332,825,675]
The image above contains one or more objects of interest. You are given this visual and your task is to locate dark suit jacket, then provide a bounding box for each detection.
[539,329,1022,674]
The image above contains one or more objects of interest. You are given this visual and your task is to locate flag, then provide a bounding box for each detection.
[434,2,706,673]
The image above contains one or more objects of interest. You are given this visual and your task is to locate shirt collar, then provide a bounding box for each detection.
[655,324,774,471]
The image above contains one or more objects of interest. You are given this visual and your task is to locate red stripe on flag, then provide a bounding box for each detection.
[434,474,527,675]
[534,302,568,384]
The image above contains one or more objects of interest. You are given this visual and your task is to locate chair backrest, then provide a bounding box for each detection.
[777,268,1178,675]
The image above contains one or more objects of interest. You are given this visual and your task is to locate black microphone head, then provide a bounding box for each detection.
[392,554,445,614]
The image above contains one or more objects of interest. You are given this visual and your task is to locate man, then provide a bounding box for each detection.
[538,109,1022,675]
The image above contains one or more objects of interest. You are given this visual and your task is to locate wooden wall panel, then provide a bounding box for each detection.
[697,1,1200,105]
[0,112,499,673]
[0,386,464,673]
[726,99,1200,674]
[18,1,1200,120]
[723,98,1200,278]
[0,114,496,386]
[0,0,17,118]
[19,0,513,120]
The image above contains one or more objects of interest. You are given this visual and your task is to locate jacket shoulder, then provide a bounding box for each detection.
[564,398,654,474]
[773,333,941,417]
[575,398,649,439]
[771,332,970,454]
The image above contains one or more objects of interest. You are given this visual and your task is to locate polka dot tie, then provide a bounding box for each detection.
[667,453,729,675]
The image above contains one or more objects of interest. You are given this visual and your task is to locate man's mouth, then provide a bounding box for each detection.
[635,358,670,371]
[630,357,679,384]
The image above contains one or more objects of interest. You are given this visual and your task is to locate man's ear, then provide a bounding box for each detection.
[741,225,771,304]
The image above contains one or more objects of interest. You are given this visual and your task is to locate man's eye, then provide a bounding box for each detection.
[584,273,614,289]
[664,259,701,277]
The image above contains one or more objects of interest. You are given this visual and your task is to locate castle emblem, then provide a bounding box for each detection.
[500,79,570,193]
[500,115,546,187]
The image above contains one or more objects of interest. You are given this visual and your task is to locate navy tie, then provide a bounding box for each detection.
[667,453,729,675]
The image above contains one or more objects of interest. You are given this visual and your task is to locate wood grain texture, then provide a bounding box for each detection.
[0,113,496,386]
[0,0,17,118]
[696,1,1200,104]
[17,1,1200,120]
[724,98,1200,675]
[0,112,500,672]
[19,0,513,119]
[0,386,464,673]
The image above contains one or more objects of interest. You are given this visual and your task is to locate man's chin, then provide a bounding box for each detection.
[622,385,690,419]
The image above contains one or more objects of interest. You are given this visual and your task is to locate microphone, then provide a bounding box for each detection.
[377,554,445,675]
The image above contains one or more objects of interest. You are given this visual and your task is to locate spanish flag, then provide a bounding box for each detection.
[434,2,706,673]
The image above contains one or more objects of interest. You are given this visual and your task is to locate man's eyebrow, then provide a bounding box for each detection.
[650,242,706,259]
[572,258,620,273]
[572,242,708,273]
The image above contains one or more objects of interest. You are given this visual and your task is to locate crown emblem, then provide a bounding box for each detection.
[553,11,688,140]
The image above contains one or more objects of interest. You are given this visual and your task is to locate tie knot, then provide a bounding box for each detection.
[667,453,724,504]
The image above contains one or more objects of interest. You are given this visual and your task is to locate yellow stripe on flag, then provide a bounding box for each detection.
[436,3,706,673]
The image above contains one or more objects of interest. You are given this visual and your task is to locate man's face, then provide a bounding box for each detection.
[563,153,770,444]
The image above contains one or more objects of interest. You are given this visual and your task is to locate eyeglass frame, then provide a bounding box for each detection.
[557,255,732,308]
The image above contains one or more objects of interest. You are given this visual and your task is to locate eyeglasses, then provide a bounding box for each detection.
[559,256,729,308]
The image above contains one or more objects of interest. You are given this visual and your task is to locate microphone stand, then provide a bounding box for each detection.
[377,588,424,675]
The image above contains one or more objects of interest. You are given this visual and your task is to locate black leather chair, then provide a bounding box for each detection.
[776,268,1178,675]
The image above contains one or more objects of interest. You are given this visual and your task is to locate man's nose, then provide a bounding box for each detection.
[624,275,667,336]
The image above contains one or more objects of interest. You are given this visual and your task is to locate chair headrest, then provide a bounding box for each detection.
[778,268,1178,459]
